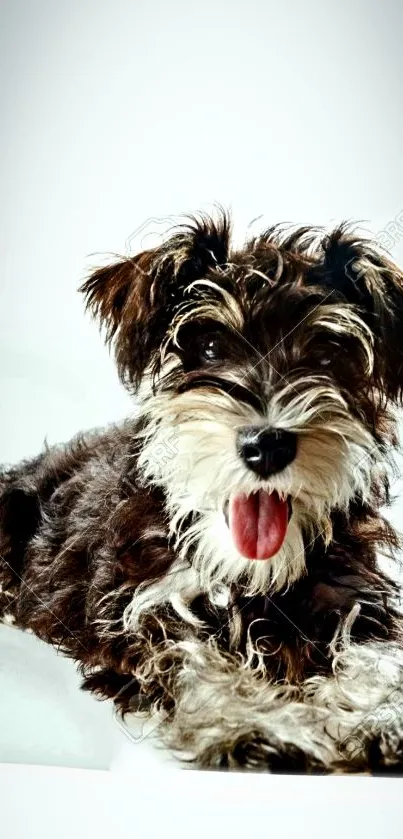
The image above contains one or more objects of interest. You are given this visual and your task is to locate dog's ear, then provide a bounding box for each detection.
[307,226,403,401]
[80,214,230,389]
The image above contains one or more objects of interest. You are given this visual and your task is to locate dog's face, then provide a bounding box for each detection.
[82,214,403,594]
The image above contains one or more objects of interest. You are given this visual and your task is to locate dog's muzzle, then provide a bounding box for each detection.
[237,427,297,478]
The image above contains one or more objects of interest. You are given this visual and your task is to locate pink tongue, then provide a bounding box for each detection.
[229,490,288,560]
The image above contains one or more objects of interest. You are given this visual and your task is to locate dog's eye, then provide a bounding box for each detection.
[319,356,332,368]
[198,335,224,363]
[176,324,227,368]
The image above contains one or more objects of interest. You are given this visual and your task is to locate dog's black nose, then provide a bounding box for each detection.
[237,427,297,478]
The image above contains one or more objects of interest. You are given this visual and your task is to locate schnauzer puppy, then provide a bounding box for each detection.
[1,212,403,773]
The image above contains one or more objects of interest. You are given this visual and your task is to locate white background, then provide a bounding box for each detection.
[1,0,403,836]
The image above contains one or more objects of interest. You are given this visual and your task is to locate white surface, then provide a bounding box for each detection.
[1,0,403,835]
[1,763,403,839]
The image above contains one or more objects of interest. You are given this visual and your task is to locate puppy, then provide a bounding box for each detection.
[1,212,403,773]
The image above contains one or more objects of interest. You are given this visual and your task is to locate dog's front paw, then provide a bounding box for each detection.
[198,731,328,774]
[339,714,403,775]
[366,732,403,776]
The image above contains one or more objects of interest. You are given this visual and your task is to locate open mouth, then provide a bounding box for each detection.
[223,491,292,561]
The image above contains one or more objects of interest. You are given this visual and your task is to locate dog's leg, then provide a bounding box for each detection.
[125,636,334,772]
